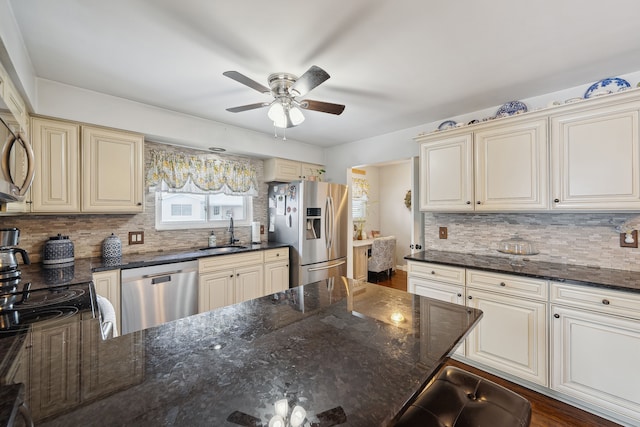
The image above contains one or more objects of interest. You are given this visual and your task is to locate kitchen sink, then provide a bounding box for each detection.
[199,245,248,253]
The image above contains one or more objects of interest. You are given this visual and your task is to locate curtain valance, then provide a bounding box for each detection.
[146,150,258,196]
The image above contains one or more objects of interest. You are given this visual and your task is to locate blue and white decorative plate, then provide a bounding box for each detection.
[496,101,528,117]
[437,120,457,131]
[584,77,630,99]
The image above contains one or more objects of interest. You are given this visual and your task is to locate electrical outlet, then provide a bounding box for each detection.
[260,225,265,234]
[439,227,448,239]
[128,231,145,245]
[620,231,638,248]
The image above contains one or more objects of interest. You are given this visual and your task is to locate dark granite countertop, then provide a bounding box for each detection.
[10,278,481,426]
[405,250,640,293]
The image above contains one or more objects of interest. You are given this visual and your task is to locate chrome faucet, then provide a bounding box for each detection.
[228,217,239,245]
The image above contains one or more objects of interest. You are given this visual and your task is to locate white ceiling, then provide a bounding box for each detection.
[8,0,640,147]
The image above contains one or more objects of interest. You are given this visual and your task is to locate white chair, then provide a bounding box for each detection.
[367,236,396,282]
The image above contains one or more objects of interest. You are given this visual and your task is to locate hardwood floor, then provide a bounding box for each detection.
[371,269,623,427]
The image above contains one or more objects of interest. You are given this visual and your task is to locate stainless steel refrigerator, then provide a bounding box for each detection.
[268,180,348,287]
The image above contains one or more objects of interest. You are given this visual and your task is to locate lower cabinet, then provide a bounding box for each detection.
[551,282,640,424]
[264,248,289,294]
[353,245,369,282]
[92,270,121,334]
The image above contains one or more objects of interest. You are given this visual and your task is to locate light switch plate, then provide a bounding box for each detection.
[439,227,448,239]
[128,231,144,245]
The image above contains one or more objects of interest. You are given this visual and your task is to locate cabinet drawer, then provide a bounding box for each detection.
[407,261,465,285]
[264,247,289,263]
[199,251,264,273]
[466,269,547,300]
[551,282,640,320]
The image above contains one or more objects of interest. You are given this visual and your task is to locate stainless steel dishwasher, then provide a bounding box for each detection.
[121,260,198,335]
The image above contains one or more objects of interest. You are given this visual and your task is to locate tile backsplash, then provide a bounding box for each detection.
[1,141,268,263]
[424,212,640,272]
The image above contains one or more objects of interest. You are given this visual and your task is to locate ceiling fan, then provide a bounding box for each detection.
[223,65,345,129]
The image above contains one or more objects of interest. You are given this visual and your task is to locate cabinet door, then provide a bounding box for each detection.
[29,318,80,421]
[198,269,235,312]
[235,264,264,303]
[300,162,323,180]
[81,126,144,212]
[265,158,302,182]
[409,277,464,305]
[474,118,548,210]
[551,305,640,423]
[466,289,548,385]
[419,134,474,211]
[353,245,369,281]
[265,261,289,295]
[93,270,121,333]
[551,102,640,210]
[31,117,81,212]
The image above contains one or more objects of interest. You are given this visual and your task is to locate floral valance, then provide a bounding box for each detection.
[352,177,369,199]
[146,150,258,196]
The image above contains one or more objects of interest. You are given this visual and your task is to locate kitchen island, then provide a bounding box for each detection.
[2,277,481,426]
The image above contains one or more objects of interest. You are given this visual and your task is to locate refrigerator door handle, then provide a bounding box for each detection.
[325,196,333,249]
[307,260,346,272]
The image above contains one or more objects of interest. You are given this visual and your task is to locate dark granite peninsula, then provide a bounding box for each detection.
[6,278,481,426]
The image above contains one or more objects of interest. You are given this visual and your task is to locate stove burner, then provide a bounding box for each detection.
[19,287,86,309]
[0,306,79,333]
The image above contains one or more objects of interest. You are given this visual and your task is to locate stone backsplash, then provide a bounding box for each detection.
[424,212,640,272]
[1,141,268,263]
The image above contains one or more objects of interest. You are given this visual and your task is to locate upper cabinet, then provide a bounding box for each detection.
[264,157,324,182]
[0,60,28,132]
[418,117,548,212]
[31,116,144,214]
[417,89,640,213]
[550,100,640,210]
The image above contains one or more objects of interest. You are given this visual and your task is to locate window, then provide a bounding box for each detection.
[352,198,367,220]
[155,191,253,230]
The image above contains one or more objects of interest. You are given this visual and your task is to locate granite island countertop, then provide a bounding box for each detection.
[405,250,640,293]
[8,278,481,426]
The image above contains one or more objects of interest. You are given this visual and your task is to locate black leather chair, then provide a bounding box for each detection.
[393,366,531,427]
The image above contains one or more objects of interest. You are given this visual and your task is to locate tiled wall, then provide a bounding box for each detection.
[424,212,640,272]
[1,141,268,263]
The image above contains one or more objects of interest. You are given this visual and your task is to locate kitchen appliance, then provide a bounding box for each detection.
[0,116,35,203]
[0,228,30,284]
[268,180,348,287]
[121,260,198,335]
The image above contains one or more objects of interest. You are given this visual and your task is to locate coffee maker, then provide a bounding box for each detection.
[0,228,30,283]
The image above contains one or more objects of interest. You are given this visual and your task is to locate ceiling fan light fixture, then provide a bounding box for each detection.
[289,106,305,126]
[268,101,287,128]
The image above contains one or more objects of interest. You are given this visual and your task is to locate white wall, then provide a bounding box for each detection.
[379,161,412,267]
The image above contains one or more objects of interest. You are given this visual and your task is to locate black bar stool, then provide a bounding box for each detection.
[393,366,531,427]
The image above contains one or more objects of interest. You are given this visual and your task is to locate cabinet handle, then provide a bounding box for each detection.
[230,275,234,278]
[499,282,506,287]
[467,295,472,300]
[476,201,481,205]
[602,299,610,305]
[554,313,560,319]
[137,202,142,206]
[553,198,560,203]
[431,271,436,274]
[276,253,280,257]
[457,293,462,297]
[237,273,240,277]
[466,201,471,205]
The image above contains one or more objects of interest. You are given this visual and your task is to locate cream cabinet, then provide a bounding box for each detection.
[352,245,369,282]
[417,117,548,212]
[550,282,640,424]
[198,251,265,312]
[419,133,474,211]
[28,316,81,421]
[264,247,289,294]
[30,116,144,214]
[81,125,144,213]
[92,270,121,334]
[550,100,640,210]
[264,157,324,182]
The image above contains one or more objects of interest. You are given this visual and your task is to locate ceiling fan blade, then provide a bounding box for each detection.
[223,71,271,94]
[299,99,345,115]
[290,65,330,97]
[226,102,270,113]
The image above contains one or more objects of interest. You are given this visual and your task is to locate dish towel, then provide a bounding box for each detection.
[96,294,119,338]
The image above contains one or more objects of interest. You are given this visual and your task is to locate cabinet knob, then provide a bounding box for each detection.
[229,275,233,278]
[476,201,481,205]
[276,253,279,257]
[554,313,560,319]
[466,201,471,205]
[431,271,436,275]
[137,202,142,206]
[602,299,610,305]
[237,273,240,277]
[467,295,473,300]
[553,198,560,203]
[457,293,462,297]
[499,282,506,287]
